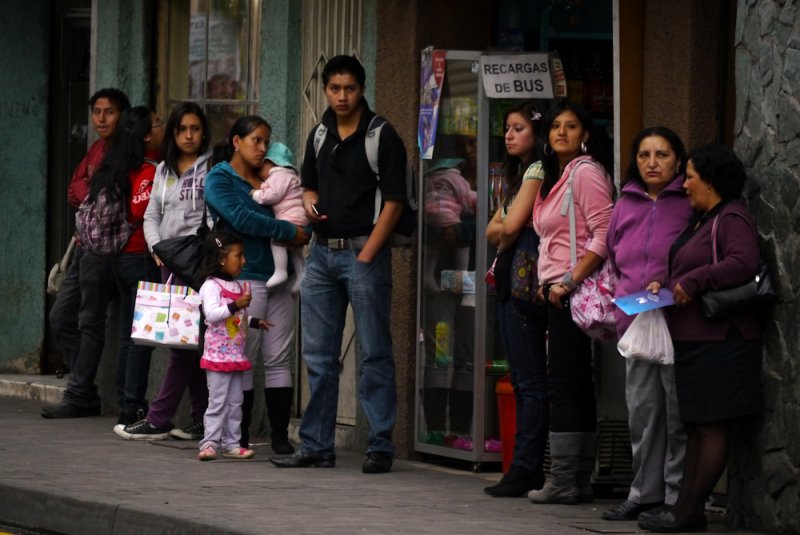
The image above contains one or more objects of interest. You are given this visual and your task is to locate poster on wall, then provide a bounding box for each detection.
[418,47,446,159]
[479,54,553,99]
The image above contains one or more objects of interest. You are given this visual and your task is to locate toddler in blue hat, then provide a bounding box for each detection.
[252,142,309,293]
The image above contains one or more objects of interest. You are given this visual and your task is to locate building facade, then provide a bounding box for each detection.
[0,0,797,531]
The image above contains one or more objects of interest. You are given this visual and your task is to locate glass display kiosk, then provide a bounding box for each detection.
[414,50,553,464]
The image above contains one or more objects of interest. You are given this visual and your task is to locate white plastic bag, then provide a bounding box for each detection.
[617,309,674,365]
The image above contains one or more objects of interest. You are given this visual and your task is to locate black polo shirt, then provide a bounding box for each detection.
[301,101,407,239]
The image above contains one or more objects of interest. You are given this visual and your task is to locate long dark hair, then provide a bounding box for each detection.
[539,100,612,199]
[501,101,542,207]
[195,230,245,287]
[162,102,210,176]
[89,106,153,203]
[212,115,271,165]
[624,126,687,187]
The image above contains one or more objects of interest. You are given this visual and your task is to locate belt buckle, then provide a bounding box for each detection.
[326,238,346,250]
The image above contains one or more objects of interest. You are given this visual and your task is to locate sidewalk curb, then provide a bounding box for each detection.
[0,482,254,535]
[0,376,64,404]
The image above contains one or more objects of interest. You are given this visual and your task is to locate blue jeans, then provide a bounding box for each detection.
[112,252,160,412]
[498,297,549,472]
[299,243,397,457]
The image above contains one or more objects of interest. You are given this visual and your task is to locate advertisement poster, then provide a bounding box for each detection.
[418,47,446,159]
[480,54,553,99]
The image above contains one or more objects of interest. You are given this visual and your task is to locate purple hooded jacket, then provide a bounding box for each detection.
[607,174,693,336]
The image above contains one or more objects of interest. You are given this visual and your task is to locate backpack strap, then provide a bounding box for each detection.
[366,115,387,224]
[312,123,328,159]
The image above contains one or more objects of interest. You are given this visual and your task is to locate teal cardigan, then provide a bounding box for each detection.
[205,161,296,281]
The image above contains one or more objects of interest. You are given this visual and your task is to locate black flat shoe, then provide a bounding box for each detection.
[639,510,707,533]
[602,499,663,521]
[484,465,545,497]
[270,450,335,468]
[362,451,393,474]
[638,504,671,523]
[41,403,101,419]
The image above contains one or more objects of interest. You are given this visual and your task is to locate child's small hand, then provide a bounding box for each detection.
[235,293,251,309]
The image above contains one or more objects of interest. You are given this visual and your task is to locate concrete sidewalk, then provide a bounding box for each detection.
[0,379,749,534]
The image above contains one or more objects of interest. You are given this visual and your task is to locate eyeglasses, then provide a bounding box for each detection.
[151,120,165,129]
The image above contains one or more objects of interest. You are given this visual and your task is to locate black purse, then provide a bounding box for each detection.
[700,213,776,320]
[152,203,213,291]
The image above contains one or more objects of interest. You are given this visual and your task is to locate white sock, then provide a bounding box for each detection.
[266,243,289,289]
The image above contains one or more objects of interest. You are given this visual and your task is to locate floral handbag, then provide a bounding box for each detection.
[563,161,617,342]
[509,226,540,302]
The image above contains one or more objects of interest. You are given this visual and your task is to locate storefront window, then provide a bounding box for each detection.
[161,0,260,144]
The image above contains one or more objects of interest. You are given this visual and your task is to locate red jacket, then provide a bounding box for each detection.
[122,152,159,253]
[68,139,108,208]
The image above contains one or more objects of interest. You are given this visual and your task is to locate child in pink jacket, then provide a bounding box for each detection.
[251,142,309,294]
[423,159,477,291]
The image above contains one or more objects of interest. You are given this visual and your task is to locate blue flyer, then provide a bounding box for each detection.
[613,289,675,315]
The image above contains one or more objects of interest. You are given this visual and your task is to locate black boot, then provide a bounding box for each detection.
[265,387,295,454]
[484,464,545,497]
[240,389,254,448]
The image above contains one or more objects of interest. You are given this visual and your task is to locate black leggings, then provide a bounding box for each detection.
[545,303,596,433]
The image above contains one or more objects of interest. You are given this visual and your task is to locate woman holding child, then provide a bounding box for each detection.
[205,115,309,454]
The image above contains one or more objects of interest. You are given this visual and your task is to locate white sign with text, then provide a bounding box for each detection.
[480,54,553,99]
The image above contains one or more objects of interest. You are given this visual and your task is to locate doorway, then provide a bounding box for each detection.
[44,2,92,374]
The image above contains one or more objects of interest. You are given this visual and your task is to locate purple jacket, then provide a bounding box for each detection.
[667,201,762,342]
[607,175,692,335]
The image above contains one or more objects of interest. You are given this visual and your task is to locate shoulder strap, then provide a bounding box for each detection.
[710,209,755,265]
[365,115,387,178]
[367,115,388,225]
[560,160,592,266]
[312,123,328,158]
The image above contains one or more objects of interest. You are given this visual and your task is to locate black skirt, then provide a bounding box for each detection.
[673,330,762,423]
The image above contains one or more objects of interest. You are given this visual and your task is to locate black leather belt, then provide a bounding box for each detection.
[318,236,369,250]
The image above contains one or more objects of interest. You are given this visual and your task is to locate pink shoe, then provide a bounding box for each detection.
[223,447,255,459]
[484,438,502,452]
[198,447,217,461]
[452,435,473,451]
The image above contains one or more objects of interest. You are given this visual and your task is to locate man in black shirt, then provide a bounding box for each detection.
[271,56,406,473]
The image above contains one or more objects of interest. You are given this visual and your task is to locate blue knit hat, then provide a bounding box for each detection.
[425,158,464,174]
[265,142,296,170]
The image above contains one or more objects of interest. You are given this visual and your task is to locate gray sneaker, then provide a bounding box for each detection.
[169,421,204,440]
[114,419,172,441]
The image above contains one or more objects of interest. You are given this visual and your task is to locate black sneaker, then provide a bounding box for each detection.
[362,451,393,474]
[41,403,101,419]
[113,419,172,441]
[117,407,148,426]
[169,421,204,440]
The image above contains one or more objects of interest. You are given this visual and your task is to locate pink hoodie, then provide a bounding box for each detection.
[533,155,614,284]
